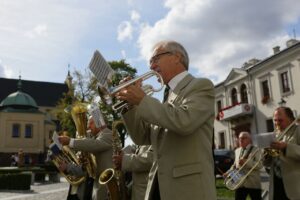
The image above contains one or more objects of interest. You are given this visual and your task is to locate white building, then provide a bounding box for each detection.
[214,39,300,149]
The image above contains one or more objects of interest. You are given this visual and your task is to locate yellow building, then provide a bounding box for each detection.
[0,75,70,166]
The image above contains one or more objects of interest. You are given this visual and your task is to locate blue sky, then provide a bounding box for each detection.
[1,0,300,86]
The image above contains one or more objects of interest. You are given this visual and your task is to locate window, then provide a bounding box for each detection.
[12,124,20,138]
[277,64,293,96]
[240,84,248,103]
[266,119,274,132]
[231,88,238,105]
[217,100,222,112]
[219,132,225,149]
[280,71,290,93]
[261,80,270,97]
[25,124,33,138]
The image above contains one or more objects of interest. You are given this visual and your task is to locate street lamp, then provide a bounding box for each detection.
[278,97,286,106]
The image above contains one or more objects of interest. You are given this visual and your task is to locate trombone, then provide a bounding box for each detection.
[98,70,164,111]
[224,115,299,190]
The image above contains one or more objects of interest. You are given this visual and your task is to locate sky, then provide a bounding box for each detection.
[1,0,300,86]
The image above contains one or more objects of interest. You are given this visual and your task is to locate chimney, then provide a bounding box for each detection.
[273,46,280,54]
[286,39,299,48]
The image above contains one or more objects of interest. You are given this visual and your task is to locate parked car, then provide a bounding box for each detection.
[214,149,235,175]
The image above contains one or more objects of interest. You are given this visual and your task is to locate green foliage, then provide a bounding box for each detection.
[55,59,137,142]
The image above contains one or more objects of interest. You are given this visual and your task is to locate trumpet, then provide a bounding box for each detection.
[98,70,164,111]
[225,115,300,190]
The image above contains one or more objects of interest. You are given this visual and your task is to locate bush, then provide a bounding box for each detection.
[0,172,32,190]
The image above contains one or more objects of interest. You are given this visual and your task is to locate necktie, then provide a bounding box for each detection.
[274,157,282,178]
[163,85,170,103]
[240,148,246,158]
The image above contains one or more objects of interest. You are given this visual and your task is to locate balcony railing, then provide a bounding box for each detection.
[216,103,253,121]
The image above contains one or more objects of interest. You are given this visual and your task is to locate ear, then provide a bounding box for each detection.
[173,52,182,64]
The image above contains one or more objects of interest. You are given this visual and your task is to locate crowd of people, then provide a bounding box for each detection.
[48,40,299,200]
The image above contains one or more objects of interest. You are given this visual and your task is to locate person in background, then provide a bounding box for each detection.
[224,132,262,200]
[59,115,113,200]
[263,106,300,200]
[113,145,153,200]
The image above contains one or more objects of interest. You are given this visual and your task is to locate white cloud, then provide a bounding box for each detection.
[131,10,140,23]
[117,21,133,42]
[25,24,48,39]
[137,0,300,83]
[0,59,13,78]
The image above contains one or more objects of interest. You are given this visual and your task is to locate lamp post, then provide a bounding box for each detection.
[278,97,286,106]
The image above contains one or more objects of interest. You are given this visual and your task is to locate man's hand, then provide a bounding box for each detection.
[58,136,71,145]
[58,161,68,172]
[238,158,246,166]
[116,80,145,106]
[112,151,124,169]
[270,141,287,151]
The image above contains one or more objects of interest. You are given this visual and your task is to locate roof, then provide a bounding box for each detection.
[0,90,38,108]
[0,78,68,107]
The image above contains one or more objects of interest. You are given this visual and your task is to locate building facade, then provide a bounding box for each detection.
[214,39,300,149]
[0,75,70,166]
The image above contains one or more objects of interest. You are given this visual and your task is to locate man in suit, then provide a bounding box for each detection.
[116,40,217,200]
[225,132,262,200]
[113,145,153,200]
[59,115,113,200]
[263,106,300,200]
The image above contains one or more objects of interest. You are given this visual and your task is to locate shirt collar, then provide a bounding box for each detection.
[167,71,188,91]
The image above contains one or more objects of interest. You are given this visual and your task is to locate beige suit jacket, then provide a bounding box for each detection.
[123,74,217,200]
[122,145,153,200]
[228,145,262,189]
[72,128,113,200]
[265,124,300,200]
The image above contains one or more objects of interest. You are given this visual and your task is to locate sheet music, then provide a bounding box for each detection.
[52,131,63,150]
[88,103,106,128]
[88,50,114,87]
[254,132,276,148]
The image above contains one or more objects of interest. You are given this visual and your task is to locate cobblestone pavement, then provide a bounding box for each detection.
[0,170,270,200]
[0,177,69,200]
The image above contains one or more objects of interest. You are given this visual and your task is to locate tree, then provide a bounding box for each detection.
[55,59,137,143]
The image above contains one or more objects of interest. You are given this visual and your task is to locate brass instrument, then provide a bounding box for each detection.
[98,70,164,111]
[99,120,129,200]
[225,115,300,190]
[70,103,97,179]
[49,143,86,186]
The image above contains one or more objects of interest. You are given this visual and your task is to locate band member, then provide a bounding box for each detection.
[113,145,153,200]
[116,40,217,199]
[59,115,113,200]
[263,106,300,200]
[224,132,262,200]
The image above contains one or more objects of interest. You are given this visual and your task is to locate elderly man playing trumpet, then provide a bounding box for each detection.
[116,40,217,200]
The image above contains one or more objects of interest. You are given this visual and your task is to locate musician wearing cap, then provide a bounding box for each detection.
[224,132,262,200]
[116,40,216,200]
[59,114,113,200]
[263,106,300,200]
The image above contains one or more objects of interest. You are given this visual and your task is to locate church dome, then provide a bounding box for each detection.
[0,76,38,110]
[0,91,38,108]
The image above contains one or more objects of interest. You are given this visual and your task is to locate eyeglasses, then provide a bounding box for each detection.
[149,51,172,65]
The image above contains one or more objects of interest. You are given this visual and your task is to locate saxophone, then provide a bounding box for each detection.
[99,120,129,200]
